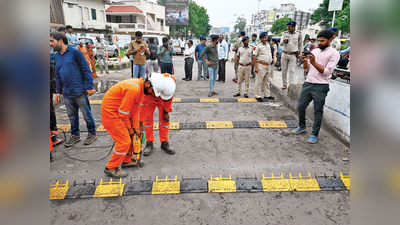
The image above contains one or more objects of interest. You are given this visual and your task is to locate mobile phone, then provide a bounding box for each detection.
[303,52,311,56]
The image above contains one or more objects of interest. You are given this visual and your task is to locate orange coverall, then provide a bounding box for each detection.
[102,78,144,170]
[139,74,176,143]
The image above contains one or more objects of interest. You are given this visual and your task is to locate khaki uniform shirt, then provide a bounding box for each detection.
[280,31,302,53]
[331,37,341,52]
[237,46,253,65]
[253,42,272,64]
[128,41,149,65]
[233,37,244,55]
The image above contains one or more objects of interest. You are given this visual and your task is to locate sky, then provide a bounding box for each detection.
[148,0,324,31]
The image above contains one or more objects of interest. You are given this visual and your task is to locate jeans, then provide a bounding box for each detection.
[160,62,173,74]
[133,64,146,78]
[184,58,194,80]
[64,93,96,136]
[197,60,208,79]
[298,82,330,136]
[97,55,108,72]
[207,67,218,92]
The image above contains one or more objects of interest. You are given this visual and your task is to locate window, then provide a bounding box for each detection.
[130,15,137,23]
[91,9,96,20]
[78,6,83,21]
[68,3,73,8]
[84,7,89,20]
[276,15,280,18]
[100,10,105,22]
[106,15,111,22]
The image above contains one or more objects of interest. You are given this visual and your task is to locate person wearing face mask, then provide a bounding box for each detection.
[292,29,340,144]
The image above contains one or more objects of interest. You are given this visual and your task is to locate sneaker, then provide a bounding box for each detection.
[212,91,218,95]
[292,127,306,134]
[208,92,213,97]
[182,78,187,80]
[255,97,264,102]
[264,96,275,101]
[84,132,97,145]
[143,142,154,156]
[308,135,318,144]
[106,71,110,74]
[121,159,144,168]
[161,141,175,154]
[244,94,249,98]
[64,135,81,147]
[103,167,128,178]
[233,93,241,97]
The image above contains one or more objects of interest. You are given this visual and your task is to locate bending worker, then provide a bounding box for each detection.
[141,73,176,156]
[101,75,168,178]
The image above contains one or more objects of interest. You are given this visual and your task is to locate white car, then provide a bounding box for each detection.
[172,40,182,55]
[79,37,119,57]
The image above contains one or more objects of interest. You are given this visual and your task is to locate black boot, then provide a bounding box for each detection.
[161,141,175,154]
[143,142,154,156]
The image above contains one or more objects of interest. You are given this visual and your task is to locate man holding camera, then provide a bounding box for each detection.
[280,21,302,90]
[126,31,150,78]
[292,29,340,144]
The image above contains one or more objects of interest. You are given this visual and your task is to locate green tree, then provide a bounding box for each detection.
[233,16,246,33]
[271,17,292,36]
[156,0,165,6]
[310,0,350,32]
[336,4,350,33]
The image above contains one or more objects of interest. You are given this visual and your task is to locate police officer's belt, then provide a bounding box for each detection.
[283,51,296,55]
[239,62,252,66]
[258,61,269,66]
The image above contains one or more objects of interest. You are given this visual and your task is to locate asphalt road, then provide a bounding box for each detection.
[51,53,350,224]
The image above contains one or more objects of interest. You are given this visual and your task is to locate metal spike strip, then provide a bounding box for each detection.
[89,98,277,105]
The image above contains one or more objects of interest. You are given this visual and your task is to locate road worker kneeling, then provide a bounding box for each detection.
[140,73,177,156]
[101,73,175,178]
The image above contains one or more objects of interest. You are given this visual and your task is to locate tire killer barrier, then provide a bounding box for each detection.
[50,172,350,200]
[89,98,276,105]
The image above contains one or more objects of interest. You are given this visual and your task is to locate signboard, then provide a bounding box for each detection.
[328,0,344,11]
[165,0,189,26]
[112,34,131,45]
[220,27,229,33]
[254,19,260,27]
[267,11,276,23]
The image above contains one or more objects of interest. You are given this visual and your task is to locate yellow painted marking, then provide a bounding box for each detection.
[50,181,69,200]
[258,121,287,128]
[208,174,237,193]
[340,172,350,190]
[200,98,220,103]
[206,121,234,129]
[57,125,71,132]
[93,178,125,198]
[261,173,292,192]
[289,173,321,191]
[172,98,181,103]
[153,123,159,130]
[152,176,180,194]
[237,98,257,102]
[89,100,102,105]
[126,63,130,68]
[97,124,107,132]
[169,122,180,130]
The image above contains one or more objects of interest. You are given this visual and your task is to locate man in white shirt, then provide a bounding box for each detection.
[217,34,228,82]
[183,40,195,81]
[180,39,185,56]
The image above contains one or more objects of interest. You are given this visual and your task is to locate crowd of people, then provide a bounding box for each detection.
[49,20,342,174]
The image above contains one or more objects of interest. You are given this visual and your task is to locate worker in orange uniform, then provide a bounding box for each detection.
[141,73,177,156]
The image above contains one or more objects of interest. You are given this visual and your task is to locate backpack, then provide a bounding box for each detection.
[149,44,158,60]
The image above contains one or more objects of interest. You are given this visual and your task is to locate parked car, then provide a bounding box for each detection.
[172,40,181,55]
[142,35,164,47]
[78,37,119,57]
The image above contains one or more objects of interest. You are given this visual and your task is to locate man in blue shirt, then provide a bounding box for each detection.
[65,25,79,49]
[195,36,208,81]
[156,37,176,74]
[50,32,97,147]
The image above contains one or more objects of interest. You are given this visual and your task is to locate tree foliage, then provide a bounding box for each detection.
[169,1,211,38]
[271,17,292,36]
[310,0,350,32]
[233,16,246,33]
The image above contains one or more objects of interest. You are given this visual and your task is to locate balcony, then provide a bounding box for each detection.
[117,23,146,30]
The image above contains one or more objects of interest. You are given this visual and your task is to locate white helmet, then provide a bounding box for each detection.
[149,73,176,100]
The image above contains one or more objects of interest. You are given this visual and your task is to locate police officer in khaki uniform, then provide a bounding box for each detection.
[280,20,302,89]
[233,36,253,98]
[232,31,245,83]
[329,27,341,52]
[253,32,274,102]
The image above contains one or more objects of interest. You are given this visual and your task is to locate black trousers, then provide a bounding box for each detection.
[184,58,194,80]
[50,92,57,130]
[218,59,226,81]
[130,60,134,78]
[298,82,330,136]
